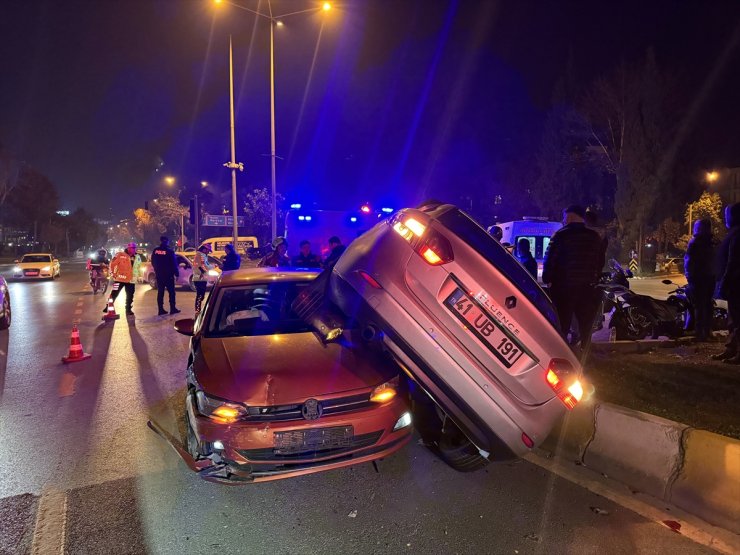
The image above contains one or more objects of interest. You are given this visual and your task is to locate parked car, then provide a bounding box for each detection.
[11,253,60,280]
[0,276,11,329]
[296,203,584,471]
[139,252,222,291]
[161,268,412,484]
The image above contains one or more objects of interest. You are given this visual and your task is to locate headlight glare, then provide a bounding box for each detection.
[195,390,246,423]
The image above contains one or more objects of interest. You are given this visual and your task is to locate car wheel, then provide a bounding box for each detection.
[610,312,648,341]
[0,295,11,330]
[148,273,158,289]
[410,387,488,473]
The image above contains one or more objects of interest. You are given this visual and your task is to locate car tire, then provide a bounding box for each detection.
[410,387,489,473]
[0,295,11,330]
[148,273,158,289]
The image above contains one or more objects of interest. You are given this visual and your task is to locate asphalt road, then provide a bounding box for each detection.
[0,264,718,554]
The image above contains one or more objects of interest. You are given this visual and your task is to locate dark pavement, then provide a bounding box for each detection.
[0,263,721,554]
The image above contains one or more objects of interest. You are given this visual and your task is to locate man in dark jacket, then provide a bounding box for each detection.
[516,238,538,278]
[713,203,740,363]
[291,240,321,268]
[222,243,241,271]
[323,236,346,269]
[543,205,605,351]
[151,236,180,315]
[684,218,716,341]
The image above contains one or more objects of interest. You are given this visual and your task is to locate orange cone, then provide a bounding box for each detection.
[62,324,91,363]
[102,296,120,321]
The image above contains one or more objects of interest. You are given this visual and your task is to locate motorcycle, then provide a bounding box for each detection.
[598,260,685,340]
[662,279,729,332]
[89,264,109,295]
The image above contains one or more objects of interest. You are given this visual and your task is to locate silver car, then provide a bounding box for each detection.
[304,203,583,471]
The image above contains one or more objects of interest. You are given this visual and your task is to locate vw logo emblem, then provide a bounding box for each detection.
[302,398,322,420]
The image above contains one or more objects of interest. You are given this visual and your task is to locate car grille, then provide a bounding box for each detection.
[237,430,383,461]
[245,393,372,422]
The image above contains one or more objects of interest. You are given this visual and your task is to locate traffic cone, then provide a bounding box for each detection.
[102,296,120,321]
[62,324,91,363]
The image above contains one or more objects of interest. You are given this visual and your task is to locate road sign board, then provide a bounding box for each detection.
[203,215,245,227]
[628,259,639,273]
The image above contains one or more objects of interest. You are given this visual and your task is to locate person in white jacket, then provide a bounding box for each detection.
[192,243,213,316]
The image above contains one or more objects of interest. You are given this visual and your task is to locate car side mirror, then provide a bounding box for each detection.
[174,318,195,336]
[661,279,673,285]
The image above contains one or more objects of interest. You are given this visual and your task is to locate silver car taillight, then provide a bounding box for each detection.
[545,358,584,410]
[390,214,454,266]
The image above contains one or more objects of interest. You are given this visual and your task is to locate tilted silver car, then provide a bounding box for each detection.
[298,203,583,471]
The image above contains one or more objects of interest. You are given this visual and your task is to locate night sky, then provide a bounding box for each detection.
[2,0,740,219]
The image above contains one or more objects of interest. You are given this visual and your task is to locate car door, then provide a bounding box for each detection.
[176,255,192,287]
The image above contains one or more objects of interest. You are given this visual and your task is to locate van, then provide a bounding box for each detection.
[495,218,562,279]
[199,236,259,260]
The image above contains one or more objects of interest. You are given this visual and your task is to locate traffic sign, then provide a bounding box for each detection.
[628,259,639,274]
[203,215,245,227]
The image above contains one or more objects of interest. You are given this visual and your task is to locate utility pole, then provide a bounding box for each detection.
[223,36,244,250]
[194,194,199,246]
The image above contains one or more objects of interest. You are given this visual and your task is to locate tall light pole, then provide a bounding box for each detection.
[223,36,244,249]
[216,1,331,240]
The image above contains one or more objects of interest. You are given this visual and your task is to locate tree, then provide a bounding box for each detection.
[150,191,189,243]
[5,165,59,242]
[66,208,105,252]
[243,188,284,245]
[583,51,680,258]
[655,217,682,253]
[680,191,726,248]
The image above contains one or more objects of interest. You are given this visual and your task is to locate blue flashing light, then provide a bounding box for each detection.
[305,216,312,221]
[381,207,393,213]
[298,215,306,221]
[350,217,357,223]
[290,203,302,209]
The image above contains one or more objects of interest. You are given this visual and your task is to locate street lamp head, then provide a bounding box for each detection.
[201,181,208,187]
[706,170,719,183]
[164,176,176,185]
[276,20,284,27]
[322,2,331,10]
[214,0,223,4]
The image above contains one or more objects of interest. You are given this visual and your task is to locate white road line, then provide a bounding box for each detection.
[30,487,68,555]
[525,452,740,554]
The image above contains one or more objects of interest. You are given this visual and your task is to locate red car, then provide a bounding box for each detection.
[167,268,412,484]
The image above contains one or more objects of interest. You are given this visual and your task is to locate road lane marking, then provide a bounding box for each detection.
[31,487,67,555]
[58,372,77,397]
[525,453,740,554]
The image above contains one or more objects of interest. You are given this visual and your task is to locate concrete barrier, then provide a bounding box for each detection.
[584,404,688,499]
[670,429,740,534]
[543,401,740,535]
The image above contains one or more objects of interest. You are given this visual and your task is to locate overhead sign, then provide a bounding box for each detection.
[203,215,245,227]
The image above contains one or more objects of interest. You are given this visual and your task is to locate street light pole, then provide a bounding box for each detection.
[228,35,239,249]
[270,20,277,240]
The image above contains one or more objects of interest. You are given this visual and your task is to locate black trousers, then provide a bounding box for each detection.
[194,280,207,313]
[109,282,135,312]
[727,292,740,352]
[688,279,714,340]
[157,275,177,310]
[550,285,599,351]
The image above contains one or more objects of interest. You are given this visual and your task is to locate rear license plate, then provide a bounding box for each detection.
[445,288,528,368]
[274,425,353,455]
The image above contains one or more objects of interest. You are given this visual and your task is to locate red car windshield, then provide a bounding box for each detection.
[206,282,312,338]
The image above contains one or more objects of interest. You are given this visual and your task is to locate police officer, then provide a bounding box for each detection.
[713,203,740,363]
[151,235,180,316]
[543,205,604,351]
[323,236,346,269]
[222,243,241,271]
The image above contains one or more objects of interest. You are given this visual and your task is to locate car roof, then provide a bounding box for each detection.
[217,267,321,286]
[22,253,53,257]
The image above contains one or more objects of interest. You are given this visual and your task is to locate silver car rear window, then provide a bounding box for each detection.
[435,209,559,328]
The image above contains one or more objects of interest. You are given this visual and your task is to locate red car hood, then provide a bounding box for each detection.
[195,332,396,405]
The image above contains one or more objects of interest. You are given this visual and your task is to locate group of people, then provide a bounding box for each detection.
[257,235,346,270]
[684,203,740,363]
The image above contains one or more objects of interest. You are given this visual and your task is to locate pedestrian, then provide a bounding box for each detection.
[684,218,716,342]
[105,242,140,316]
[222,243,241,271]
[487,225,503,242]
[291,240,322,268]
[323,236,346,269]
[713,203,740,363]
[542,205,605,352]
[192,243,213,317]
[151,235,180,316]
[516,238,538,278]
[259,237,291,268]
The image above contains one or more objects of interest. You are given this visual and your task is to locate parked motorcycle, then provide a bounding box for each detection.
[662,279,729,332]
[598,260,684,340]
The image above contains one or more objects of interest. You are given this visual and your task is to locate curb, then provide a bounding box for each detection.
[540,401,740,535]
